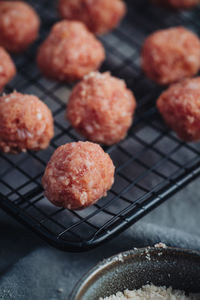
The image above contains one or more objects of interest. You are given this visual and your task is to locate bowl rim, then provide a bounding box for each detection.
[69,246,200,300]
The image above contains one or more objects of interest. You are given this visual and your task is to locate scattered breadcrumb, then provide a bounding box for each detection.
[146,253,151,261]
[154,242,167,249]
[113,254,124,263]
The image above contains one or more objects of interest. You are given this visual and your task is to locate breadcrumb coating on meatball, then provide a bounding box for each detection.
[0,1,40,53]
[37,20,105,82]
[67,72,136,145]
[142,27,200,85]
[42,141,115,210]
[0,47,16,91]
[0,92,54,153]
[157,77,200,141]
[58,0,126,35]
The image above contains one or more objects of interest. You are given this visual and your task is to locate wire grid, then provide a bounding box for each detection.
[1,0,200,251]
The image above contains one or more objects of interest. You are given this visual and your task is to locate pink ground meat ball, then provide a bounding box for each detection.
[42,141,115,210]
[142,27,200,85]
[0,92,54,153]
[0,47,16,91]
[67,72,136,145]
[152,0,200,9]
[37,20,105,82]
[157,77,200,141]
[58,0,126,35]
[0,1,40,53]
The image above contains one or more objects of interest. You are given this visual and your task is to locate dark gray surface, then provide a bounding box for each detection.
[0,178,200,299]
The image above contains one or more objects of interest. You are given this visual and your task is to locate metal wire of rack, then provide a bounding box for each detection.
[1,0,200,251]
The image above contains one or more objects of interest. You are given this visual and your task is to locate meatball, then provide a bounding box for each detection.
[0,47,16,91]
[58,0,126,35]
[0,92,54,153]
[67,72,136,145]
[157,77,200,141]
[37,21,105,82]
[42,141,115,210]
[152,0,200,9]
[0,1,40,53]
[142,27,200,85]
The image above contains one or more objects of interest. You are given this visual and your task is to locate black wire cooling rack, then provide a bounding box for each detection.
[1,0,200,251]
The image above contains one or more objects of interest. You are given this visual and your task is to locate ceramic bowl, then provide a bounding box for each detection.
[70,247,200,300]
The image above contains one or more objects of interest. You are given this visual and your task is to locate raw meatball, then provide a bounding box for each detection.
[0,47,16,91]
[0,92,54,153]
[58,0,126,35]
[42,141,115,210]
[157,77,200,141]
[37,20,105,82]
[142,27,200,85]
[152,0,200,9]
[0,1,40,53]
[67,72,136,145]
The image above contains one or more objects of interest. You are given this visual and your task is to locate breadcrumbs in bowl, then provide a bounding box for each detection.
[100,284,191,300]
[67,72,136,145]
[42,141,115,210]
[37,20,105,82]
[157,77,200,142]
[58,0,126,35]
[0,92,54,154]
[142,26,200,85]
